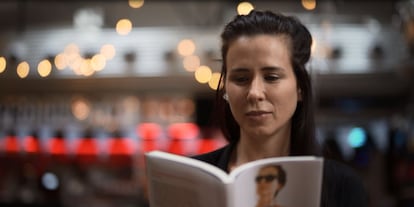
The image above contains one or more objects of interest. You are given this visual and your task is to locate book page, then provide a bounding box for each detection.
[145,151,231,207]
[231,157,323,207]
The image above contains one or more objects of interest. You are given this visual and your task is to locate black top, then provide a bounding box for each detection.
[192,144,368,207]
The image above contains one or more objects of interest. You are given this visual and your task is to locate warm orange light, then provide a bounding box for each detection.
[195,65,212,83]
[17,61,30,78]
[302,0,316,10]
[116,19,132,36]
[177,39,196,56]
[0,56,6,73]
[71,97,91,120]
[91,54,106,71]
[100,44,116,60]
[67,54,81,70]
[64,43,80,55]
[182,55,200,72]
[37,59,52,77]
[79,59,95,76]
[129,0,144,9]
[237,2,254,15]
[208,72,221,90]
[54,53,67,70]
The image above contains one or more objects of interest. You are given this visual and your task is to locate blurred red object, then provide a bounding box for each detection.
[4,136,19,154]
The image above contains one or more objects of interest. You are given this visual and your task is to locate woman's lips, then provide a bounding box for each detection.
[246,110,270,116]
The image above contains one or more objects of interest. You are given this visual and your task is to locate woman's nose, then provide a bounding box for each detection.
[247,77,265,101]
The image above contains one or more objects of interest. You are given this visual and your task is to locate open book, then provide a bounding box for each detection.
[145,151,323,207]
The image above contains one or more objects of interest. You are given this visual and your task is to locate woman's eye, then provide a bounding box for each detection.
[264,75,280,81]
[232,76,249,83]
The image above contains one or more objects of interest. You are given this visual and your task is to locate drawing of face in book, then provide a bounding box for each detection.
[255,165,286,207]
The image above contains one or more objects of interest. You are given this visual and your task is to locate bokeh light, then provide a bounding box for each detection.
[237,2,254,15]
[17,61,30,78]
[79,59,95,77]
[100,44,116,60]
[71,97,91,121]
[91,54,106,71]
[68,55,83,72]
[129,0,144,9]
[182,55,200,72]
[348,127,367,148]
[54,53,67,70]
[208,72,221,90]
[302,0,316,10]
[37,59,52,77]
[41,172,59,191]
[0,56,6,73]
[194,65,212,84]
[64,43,80,55]
[177,39,196,56]
[116,19,132,36]
[63,43,83,71]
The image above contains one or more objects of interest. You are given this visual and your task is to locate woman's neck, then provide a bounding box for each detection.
[230,130,291,170]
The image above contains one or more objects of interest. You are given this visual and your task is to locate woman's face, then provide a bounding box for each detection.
[255,166,281,197]
[225,34,300,140]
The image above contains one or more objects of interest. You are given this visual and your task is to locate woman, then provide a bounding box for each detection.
[255,165,286,207]
[193,10,368,207]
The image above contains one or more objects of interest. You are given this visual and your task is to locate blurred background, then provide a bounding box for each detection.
[0,0,413,207]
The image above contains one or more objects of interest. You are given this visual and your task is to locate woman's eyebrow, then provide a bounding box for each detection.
[228,68,249,73]
[262,66,284,72]
[228,66,285,73]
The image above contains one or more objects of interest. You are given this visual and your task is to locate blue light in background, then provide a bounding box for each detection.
[41,172,59,191]
[348,127,367,148]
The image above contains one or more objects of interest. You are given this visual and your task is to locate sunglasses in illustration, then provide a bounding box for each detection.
[255,174,278,183]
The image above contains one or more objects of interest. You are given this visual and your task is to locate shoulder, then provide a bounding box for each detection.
[191,145,232,172]
[321,159,368,207]
[191,146,227,164]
